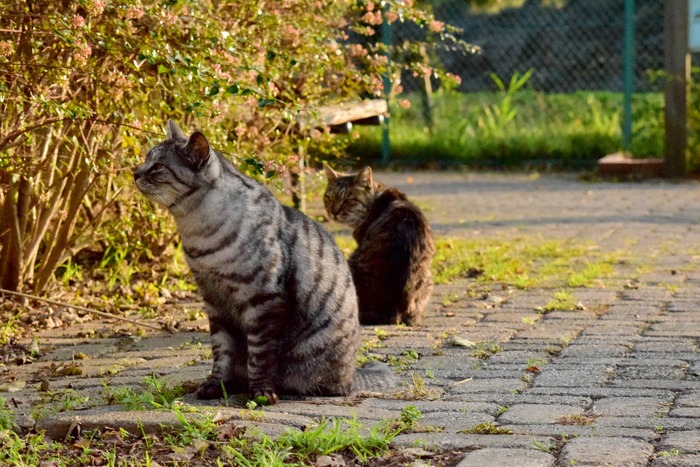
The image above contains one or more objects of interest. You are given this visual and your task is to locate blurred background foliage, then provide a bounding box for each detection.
[0,0,692,298]
[0,0,464,294]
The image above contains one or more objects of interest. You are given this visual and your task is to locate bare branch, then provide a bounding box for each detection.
[0,288,167,332]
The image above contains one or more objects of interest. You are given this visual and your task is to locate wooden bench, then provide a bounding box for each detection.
[292,99,388,210]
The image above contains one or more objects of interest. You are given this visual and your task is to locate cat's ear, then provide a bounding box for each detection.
[355,166,373,188]
[166,119,188,140]
[185,131,211,168]
[324,164,339,182]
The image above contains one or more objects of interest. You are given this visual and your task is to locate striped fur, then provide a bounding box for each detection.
[324,165,435,325]
[134,120,393,402]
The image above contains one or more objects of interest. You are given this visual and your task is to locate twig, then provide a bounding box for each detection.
[0,288,166,332]
[448,377,473,388]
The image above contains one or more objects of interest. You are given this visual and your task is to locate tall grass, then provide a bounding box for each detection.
[347,90,663,169]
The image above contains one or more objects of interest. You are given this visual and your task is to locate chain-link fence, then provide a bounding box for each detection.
[395,0,664,94]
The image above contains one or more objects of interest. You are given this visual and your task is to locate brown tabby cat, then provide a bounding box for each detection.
[323,165,434,325]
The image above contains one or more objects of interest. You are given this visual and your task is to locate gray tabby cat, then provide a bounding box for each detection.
[134,120,394,403]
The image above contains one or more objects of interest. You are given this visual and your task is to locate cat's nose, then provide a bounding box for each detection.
[133,166,145,181]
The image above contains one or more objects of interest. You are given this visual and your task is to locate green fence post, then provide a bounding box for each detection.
[622,0,635,152]
[381,11,391,166]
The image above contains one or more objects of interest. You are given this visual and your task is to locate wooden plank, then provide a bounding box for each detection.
[298,99,387,129]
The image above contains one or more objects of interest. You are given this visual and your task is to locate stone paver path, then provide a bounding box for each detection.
[4,172,700,466]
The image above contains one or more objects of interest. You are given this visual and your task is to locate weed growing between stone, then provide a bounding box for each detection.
[0,395,426,466]
[103,375,192,411]
[459,422,513,435]
[542,290,578,312]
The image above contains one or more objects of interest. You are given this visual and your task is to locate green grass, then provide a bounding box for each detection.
[103,375,191,411]
[346,90,663,168]
[543,290,577,312]
[459,422,513,435]
[432,237,620,288]
[0,393,423,466]
[335,234,620,289]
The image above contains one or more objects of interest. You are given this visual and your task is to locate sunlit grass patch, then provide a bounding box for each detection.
[543,290,577,312]
[432,237,621,288]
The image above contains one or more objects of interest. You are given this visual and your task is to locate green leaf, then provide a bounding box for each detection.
[225,84,240,94]
[157,64,169,74]
[258,98,276,108]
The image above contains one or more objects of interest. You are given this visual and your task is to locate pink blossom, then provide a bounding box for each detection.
[428,20,444,33]
[70,14,85,29]
[235,124,246,137]
[281,24,301,47]
[263,160,276,172]
[87,0,105,16]
[349,44,368,58]
[366,1,375,12]
[0,40,14,59]
[398,99,411,109]
[73,39,92,66]
[124,5,145,20]
[384,11,398,23]
[160,11,177,26]
[361,11,382,26]
[369,75,384,96]
[446,72,462,86]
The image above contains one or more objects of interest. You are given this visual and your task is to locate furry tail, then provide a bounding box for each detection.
[352,362,397,392]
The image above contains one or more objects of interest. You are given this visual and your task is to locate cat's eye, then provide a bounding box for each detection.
[151,163,165,172]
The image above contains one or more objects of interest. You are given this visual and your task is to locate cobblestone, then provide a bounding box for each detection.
[5,172,700,465]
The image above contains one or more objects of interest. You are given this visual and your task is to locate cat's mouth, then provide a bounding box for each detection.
[134,179,151,194]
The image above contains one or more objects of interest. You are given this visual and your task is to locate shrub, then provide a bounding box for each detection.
[0,0,465,293]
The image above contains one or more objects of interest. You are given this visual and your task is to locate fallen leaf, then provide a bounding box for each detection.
[525,366,541,374]
[444,312,456,317]
[192,439,210,455]
[212,409,231,424]
[315,454,347,467]
[449,336,476,348]
[217,423,246,441]
[53,363,82,376]
[399,447,435,459]
[162,446,194,463]
[4,380,26,392]
[73,438,91,449]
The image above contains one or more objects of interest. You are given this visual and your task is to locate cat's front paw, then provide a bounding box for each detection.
[251,387,279,405]
[196,378,224,400]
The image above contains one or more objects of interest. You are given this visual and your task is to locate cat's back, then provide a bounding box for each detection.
[354,188,433,246]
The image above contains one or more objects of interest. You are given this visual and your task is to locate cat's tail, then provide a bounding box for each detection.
[352,361,397,393]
